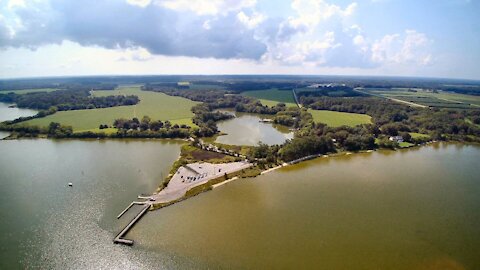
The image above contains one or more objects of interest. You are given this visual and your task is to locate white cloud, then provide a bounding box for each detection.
[7,0,26,9]
[157,0,256,15]
[288,0,357,29]
[0,0,266,60]
[126,0,152,8]
[372,30,432,65]
[120,47,154,61]
[264,31,339,66]
[202,20,211,30]
[237,11,265,29]
[260,0,365,67]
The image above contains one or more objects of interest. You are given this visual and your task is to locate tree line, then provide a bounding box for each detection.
[0,89,139,111]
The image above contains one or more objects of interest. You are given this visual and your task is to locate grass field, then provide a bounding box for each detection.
[399,142,415,148]
[242,89,297,107]
[409,132,430,139]
[0,88,60,94]
[25,86,199,131]
[309,109,372,127]
[362,88,480,109]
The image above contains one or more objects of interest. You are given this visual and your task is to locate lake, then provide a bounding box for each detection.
[0,102,37,122]
[215,111,293,146]
[0,139,185,269]
[0,102,38,139]
[0,141,479,269]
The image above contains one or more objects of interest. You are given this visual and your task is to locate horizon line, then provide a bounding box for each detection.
[1,73,479,83]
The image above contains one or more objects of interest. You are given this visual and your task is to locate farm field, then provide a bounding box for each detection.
[362,88,480,109]
[309,109,372,127]
[0,88,60,94]
[25,86,199,131]
[242,89,297,107]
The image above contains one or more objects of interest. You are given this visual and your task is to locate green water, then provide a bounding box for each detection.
[0,140,479,269]
[215,111,293,146]
[130,143,480,269]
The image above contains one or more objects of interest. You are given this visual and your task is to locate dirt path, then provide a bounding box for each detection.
[354,89,428,108]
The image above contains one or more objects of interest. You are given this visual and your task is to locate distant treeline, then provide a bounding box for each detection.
[302,96,480,139]
[0,81,117,91]
[143,81,301,93]
[296,85,364,98]
[223,81,299,92]
[144,88,286,114]
[0,89,139,111]
[0,119,192,139]
[143,82,189,91]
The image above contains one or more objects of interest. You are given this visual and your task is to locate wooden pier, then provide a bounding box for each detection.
[114,203,150,246]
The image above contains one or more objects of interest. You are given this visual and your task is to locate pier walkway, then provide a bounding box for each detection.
[114,203,149,246]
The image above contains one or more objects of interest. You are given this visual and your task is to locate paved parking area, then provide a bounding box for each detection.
[151,161,252,203]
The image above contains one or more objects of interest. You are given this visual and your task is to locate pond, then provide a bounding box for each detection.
[215,110,293,146]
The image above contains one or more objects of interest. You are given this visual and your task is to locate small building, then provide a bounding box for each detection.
[389,136,404,143]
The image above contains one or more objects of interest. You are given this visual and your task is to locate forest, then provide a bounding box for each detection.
[1,76,479,165]
[0,89,139,111]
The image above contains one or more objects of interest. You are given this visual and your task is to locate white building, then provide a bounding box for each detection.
[389,136,404,143]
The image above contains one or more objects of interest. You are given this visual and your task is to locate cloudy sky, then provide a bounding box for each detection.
[0,0,479,79]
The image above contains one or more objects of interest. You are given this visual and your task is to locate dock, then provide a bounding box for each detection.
[114,203,150,246]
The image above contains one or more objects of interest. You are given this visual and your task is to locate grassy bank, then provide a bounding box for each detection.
[309,109,372,127]
[24,86,199,131]
[242,89,297,107]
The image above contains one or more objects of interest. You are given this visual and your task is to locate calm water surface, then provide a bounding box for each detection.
[0,102,38,138]
[0,139,190,269]
[0,102,37,122]
[130,143,480,269]
[1,141,479,269]
[215,111,293,146]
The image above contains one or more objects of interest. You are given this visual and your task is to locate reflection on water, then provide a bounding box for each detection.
[1,141,479,269]
[0,139,192,269]
[215,111,293,146]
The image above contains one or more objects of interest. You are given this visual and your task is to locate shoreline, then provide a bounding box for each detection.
[156,142,440,200]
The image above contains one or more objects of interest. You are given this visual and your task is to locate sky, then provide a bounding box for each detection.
[0,0,479,80]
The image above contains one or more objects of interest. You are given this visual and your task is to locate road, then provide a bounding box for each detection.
[354,88,428,108]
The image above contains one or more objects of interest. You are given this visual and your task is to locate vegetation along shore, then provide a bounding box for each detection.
[1,77,479,211]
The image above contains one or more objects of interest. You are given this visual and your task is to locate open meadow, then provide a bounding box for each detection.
[362,88,480,109]
[24,86,199,131]
[309,109,372,127]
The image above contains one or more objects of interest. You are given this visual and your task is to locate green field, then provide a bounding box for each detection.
[363,88,480,109]
[0,88,60,94]
[409,132,430,139]
[242,89,297,107]
[398,142,414,148]
[25,86,199,131]
[309,109,372,127]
